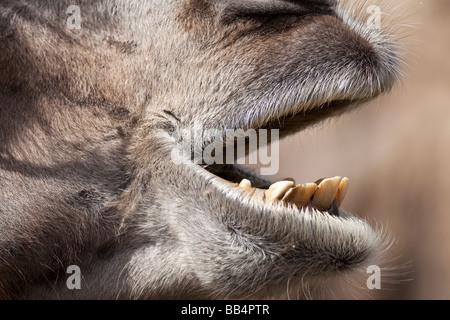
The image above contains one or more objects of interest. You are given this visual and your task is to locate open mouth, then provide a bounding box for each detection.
[200,99,360,219]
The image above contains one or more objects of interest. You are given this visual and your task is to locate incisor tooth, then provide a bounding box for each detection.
[265,181,295,202]
[238,179,252,188]
[335,177,349,207]
[282,183,317,207]
[311,177,342,210]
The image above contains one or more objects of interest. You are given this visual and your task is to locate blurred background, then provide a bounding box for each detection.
[275,0,450,299]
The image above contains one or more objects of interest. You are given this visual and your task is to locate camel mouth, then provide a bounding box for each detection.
[196,100,363,218]
[195,95,372,218]
[163,62,394,276]
[176,8,401,220]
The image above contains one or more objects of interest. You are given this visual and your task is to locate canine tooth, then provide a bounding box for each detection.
[282,183,317,207]
[311,177,342,210]
[335,177,349,207]
[238,179,252,188]
[265,181,295,202]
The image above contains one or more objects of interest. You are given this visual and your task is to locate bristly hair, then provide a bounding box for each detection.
[337,0,421,81]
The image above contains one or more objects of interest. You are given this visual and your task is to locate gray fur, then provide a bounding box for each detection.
[0,0,400,299]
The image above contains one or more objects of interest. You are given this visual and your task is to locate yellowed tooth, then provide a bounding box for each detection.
[311,177,342,210]
[265,181,295,202]
[335,177,349,207]
[282,183,318,207]
[238,179,252,188]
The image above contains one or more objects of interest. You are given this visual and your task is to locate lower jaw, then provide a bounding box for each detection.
[173,155,384,276]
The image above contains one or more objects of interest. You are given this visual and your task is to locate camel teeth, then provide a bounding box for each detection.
[311,177,342,211]
[335,177,350,207]
[282,183,317,207]
[238,179,252,189]
[265,181,295,202]
[235,175,349,212]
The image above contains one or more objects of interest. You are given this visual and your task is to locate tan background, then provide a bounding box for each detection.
[275,0,450,299]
